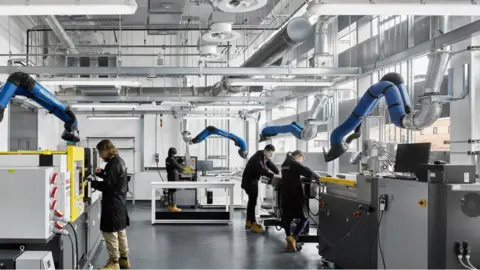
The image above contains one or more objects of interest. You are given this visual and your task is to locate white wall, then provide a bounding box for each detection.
[0,17,37,150]
[37,108,61,150]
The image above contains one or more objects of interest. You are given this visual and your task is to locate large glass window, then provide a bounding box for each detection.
[271,136,296,153]
[338,22,357,53]
[307,132,329,153]
[271,100,297,121]
[411,55,450,151]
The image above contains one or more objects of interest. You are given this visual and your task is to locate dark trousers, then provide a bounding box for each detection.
[284,218,309,237]
[167,189,176,205]
[244,185,258,222]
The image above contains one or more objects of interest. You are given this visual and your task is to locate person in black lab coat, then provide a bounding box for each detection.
[280,150,320,252]
[241,144,279,234]
[89,139,131,269]
[165,147,183,212]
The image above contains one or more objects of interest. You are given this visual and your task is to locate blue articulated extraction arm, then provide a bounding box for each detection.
[259,122,305,141]
[323,73,412,162]
[259,94,331,142]
[190,126,248,159]
[0,72,80,143]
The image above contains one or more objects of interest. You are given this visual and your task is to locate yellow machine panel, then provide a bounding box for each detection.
[67,146,85,221]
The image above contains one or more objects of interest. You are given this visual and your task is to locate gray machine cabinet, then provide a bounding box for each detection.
[317,194,378,269]
[377,178,429,269]
[87,197,102,261]
[378,176,480,269]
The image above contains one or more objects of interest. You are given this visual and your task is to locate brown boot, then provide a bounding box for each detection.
[101,259,120,270]
[119,256,131,269]
[286,235,297,252]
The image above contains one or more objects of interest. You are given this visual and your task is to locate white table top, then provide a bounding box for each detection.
[151,181,235,188]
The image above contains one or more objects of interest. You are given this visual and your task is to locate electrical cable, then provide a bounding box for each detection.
[466,257,477,270]
[67,222,79,270]
[67,233,76,270]
[317,214,365,248]
[458,256,474,270]
[377,211,387,269]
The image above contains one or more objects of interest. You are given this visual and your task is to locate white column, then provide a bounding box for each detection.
[297,97,308,152]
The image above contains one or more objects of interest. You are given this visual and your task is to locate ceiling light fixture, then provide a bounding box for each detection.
[87,116,140,120]
[39,78,141,87]
[307,1,480,16]
[183,116,236,120]
[228,79,335,87]
[0,0,138,16]
[72,103,139,109]
[160,101,192,106]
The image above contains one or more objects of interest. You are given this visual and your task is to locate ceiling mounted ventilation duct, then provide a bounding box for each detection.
[217,0,268,13]
[202,22,241,42]
[200,45,222,61]
[241,17,313,67]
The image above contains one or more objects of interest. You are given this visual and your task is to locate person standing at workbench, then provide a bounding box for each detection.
[280,150,320,252]
[88,139,131,269]
[241,144,279,234]
[165,147,183,212]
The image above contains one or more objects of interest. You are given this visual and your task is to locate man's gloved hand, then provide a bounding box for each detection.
[183,166,194,173]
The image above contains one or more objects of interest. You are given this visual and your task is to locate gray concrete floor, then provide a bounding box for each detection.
[92,202,326,269]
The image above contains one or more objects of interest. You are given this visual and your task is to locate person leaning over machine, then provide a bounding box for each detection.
[280,150,320,252]
[87,139,131,269]
[165,147,183,212]
[241,144,280,234]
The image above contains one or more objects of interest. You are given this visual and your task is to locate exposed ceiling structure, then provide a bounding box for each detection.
[12,0,351,113]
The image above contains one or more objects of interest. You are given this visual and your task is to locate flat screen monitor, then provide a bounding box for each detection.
[197,160,214,172]
[394,143,431,173]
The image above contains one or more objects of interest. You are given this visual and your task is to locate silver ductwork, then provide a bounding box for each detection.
[43,16,78,54]
[241,17,314,68]
[301,94,331,140]
[402,50,452,130]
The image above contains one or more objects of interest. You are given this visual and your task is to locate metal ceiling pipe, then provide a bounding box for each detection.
[314,16,335,79]
[241,17,314,67]
[0,66,360,76]
[402,50,452,130]
[301,94,330,140]
[42,16,78,54]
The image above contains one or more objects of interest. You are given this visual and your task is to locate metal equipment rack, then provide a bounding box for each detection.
[86,136,136,205]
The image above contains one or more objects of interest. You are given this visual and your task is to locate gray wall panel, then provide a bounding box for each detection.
[9,103,38,151]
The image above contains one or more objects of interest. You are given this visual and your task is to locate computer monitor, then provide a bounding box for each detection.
[394,143,431,173]
[197,160,214,172]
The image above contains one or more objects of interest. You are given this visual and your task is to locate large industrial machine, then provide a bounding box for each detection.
[315,142,480,269]
[0,73,101,269]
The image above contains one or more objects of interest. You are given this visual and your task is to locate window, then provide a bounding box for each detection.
[271,100,297,121]
[271,136,296,153]
[371,17,379,36]
[410,53,450,151]
[308,132,328,153]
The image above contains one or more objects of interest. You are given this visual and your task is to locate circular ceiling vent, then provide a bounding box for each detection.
[202,23,240,42]
[199,45,222,60]
[218,0,267,13]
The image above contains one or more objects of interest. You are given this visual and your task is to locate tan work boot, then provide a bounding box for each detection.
[172,205,182,212]
[286,235,297,252]
[119,256,131,269]
[101,259,120,270]
[250,222,265,234]
[245,220,252,229]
